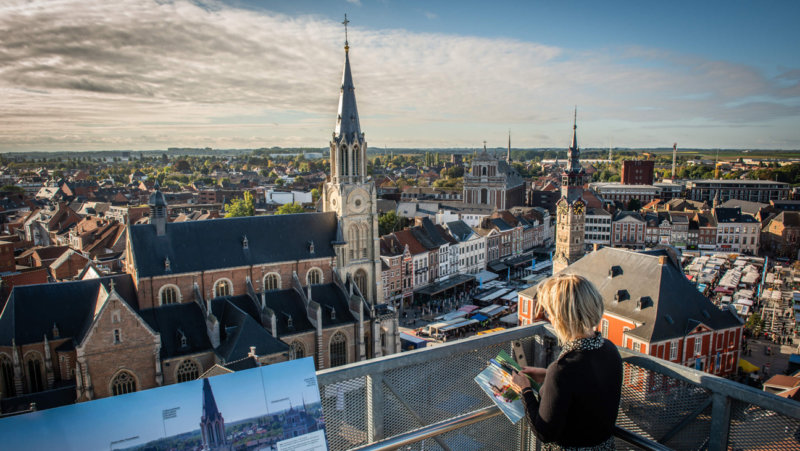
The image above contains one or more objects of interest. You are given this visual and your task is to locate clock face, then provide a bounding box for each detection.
[573,201,584,215]
[557,201,568,216]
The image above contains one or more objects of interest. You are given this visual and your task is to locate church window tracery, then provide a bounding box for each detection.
[289,341,305,360]
[24,352,44,393]
[330,332,347,367]
[1,355,15,397]
[176,359,199,383]
[111,370,137,396]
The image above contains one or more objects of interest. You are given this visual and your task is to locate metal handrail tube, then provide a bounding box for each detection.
[613,426,672,451]
[349,406,503,451]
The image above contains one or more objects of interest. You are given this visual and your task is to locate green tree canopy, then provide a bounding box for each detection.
[276,202,305,215]
[379,211,408,235]
[224,191,255,218]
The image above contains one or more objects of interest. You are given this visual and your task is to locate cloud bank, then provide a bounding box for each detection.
[0,0,798,150]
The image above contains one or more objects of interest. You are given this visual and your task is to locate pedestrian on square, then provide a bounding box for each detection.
[512,274,622,449]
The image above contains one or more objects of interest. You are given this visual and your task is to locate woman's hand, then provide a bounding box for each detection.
[512,370,531,390]
[520,366,547,384]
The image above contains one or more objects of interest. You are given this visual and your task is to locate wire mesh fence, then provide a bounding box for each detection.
[317,325,800,451]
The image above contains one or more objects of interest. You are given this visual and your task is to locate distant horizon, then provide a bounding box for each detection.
[1,1,798,151]
[2,146,800,156]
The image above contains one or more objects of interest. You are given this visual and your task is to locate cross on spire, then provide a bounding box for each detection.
[109,279,116,293]
[342,14,350,52]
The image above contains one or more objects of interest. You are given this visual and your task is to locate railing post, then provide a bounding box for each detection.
[708,392,731,451]
[367,372,385,443]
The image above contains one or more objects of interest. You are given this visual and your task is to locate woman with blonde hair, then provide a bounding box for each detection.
[512,274,622,450]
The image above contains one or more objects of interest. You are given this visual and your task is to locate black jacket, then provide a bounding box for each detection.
[521,338,622,447]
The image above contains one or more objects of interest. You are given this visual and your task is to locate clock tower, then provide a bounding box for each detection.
[553,108,587,274]
[322,18,383,304]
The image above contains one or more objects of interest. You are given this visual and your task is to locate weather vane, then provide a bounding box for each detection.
[342,14,350,50]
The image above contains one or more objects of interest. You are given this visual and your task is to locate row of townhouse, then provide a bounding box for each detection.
[379,208,552,305]
[587,207,761,255]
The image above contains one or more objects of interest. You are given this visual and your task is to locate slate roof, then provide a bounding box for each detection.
[139,302,212,359]
[613,211,644,222]
[522,247,742,342]
[719,199,767,216]
[334,48,362,145]
[0,274,137,346]
[714,207,758,224]
[211,299,288,362]
[261,289,314,336]
[129,212,338,278]
[309,284,356,328]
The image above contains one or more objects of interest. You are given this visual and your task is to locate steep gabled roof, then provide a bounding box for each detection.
[0,274,136,346]
[522,247,742,342]
[129,212,338,278]
[211,299,288,362]
[139,302,212,359]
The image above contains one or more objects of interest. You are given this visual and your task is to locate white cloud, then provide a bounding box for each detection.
[347,0,362,6]
[0,0,797,151]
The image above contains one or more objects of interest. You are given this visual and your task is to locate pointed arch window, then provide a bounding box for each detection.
[360,223,369,258]
[111,370,137,396]
[353,144,360,177]
[263,273,281,291]
[0,355,15,397]
[289,341,305,360]
[24,353,44,393]
[330,332,347,367]
[349,225,360,260]
[354,269,367,296]
[176,359,199,383]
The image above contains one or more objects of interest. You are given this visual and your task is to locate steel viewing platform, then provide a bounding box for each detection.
[317,323,800,451]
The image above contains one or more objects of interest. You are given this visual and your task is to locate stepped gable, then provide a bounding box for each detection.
[129,212,338,278]
[0,274,136,346]
[554,247,741,342]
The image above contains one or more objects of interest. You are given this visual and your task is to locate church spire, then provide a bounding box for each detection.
[507,130,511,162]
[567,106,581,173]
[335,15,361,145]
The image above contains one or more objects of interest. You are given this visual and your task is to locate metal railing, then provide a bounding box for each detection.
[317,323,800,451]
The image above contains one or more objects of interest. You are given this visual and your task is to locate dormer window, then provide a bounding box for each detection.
[331,308,336,320]
[52,323,60,338]
[164,256,171,271]
[287,315,293,329]
[308,240,315,254]
[242,235,249,250]
[180,335,188,348]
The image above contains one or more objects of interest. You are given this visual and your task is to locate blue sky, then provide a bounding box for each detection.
[0,358,321,449]
[0,0,798,151]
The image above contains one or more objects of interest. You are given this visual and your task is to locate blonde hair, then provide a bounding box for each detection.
[536,274,604,344]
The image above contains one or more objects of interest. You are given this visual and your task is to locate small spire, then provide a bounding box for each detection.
[342,14,350,52]
[507,130,511,162]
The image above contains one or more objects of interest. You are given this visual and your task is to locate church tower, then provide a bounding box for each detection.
[553,108,587,273]
[322,16,383,304]
[200,378,229,451]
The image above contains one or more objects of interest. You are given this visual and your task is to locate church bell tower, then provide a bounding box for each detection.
[322,16,383,304]
[553,108,587,273]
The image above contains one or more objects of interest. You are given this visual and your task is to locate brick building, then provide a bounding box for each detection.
[0,38,400,413]
[762,211,800,258]
[621,160,655,185]
[463,145,525,210]
[611,211,646,249]
[519,248,743,377]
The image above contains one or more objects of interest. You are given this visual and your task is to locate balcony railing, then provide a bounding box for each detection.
[317,324,800,451]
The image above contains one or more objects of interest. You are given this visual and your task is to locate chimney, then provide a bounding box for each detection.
[658,255,668,265]
[593,243,599,252]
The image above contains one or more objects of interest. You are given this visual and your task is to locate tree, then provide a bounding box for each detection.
[311,188,320,202]
[745,312,762,335]
[225,191,255,218]
[626,199,641,211]
[379,211,408,235]
[276,202,305,215]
